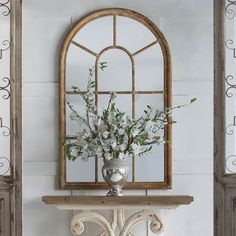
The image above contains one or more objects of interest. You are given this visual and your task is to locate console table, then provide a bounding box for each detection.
[42,195,193,236]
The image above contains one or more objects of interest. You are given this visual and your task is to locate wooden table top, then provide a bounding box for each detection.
[42,195,193,210]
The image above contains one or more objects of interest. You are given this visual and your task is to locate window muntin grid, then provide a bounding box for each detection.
[59,9,172,189]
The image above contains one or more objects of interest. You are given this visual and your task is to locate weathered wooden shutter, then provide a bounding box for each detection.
[0,1,22,236]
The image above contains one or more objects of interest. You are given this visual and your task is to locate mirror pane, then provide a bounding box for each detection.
[116,16,156,54]
[97,48,132,91]
[136,144,164,182]
[135,44,164,91]
[66,156,95,182]
[135,94,164,117]
[73,16,113,53]
[135,94,164,181]
[66,44,95,91]
[66,95,88,136]
[98,94,132,117]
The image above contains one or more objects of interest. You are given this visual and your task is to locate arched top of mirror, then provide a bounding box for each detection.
[60,8,171,78]
[59,8,172,190]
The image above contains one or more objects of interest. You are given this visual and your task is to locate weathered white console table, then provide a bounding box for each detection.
[42,195,193,236]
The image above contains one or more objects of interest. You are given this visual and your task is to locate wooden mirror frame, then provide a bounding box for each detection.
[59,8,172,190]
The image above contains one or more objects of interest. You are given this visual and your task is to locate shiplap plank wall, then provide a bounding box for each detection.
[22,1,213,235]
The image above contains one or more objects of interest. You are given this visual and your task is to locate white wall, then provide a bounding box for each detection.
[22,1,213,235]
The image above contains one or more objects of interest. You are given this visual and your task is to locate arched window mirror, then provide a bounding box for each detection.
[59,8,172,189]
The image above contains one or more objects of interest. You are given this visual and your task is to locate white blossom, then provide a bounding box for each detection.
[111,140,117,149]
[145,120,161,137]
[119,144,126,151]
[131,128,139,137]
[118,128,125,135]
[118,152,127,159]
[70,146,78,156]
[87,91,94,99]
[70,112,78,121]
[104,153,112,160]
[82,131,90,139]
[102,131,109,139]
[131,143,142,155]
[83,144,88,150]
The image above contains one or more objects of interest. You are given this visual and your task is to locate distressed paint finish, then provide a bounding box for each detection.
[0,0,22,236]
[0,190,11,236]
[214,0,236,235]
[70,209,163,236]
[71,211,116,236]
[214,1,226,236]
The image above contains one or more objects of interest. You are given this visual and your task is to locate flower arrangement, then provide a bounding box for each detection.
[65,63,196,161]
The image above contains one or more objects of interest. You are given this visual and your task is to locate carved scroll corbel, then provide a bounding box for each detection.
[119,210,164,236]
[98,209,136,236]
[117,210,135,236]
[71,211,115,236]
[98,209,118,236]
[71,209,164,236]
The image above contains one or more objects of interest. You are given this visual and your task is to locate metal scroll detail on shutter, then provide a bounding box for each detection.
[0,0,10,176]
[225,0,236,173]
[0,0,10,17]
